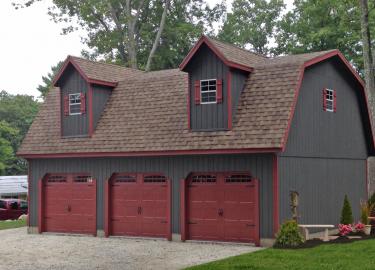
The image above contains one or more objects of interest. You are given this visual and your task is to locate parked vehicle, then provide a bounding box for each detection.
[0,199,28,220]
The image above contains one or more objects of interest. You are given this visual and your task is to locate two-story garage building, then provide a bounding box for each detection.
[18,36,374,246]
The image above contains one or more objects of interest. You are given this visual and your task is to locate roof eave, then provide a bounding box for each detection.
[52,56,118,88]
[179,36,253,73]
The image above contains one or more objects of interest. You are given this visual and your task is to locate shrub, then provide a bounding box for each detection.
[340,195,353,225]
[274,220,304,248]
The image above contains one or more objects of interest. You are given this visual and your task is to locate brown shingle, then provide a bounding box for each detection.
[17,45,346,155]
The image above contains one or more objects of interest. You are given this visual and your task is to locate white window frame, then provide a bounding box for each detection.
[69,93,82,115]
[200,79,217,104]
[325,88,334,112]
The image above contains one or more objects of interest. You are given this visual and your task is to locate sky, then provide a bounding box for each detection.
[0,0,294,97]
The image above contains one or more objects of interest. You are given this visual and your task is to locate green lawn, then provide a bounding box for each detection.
[186,240,375,270]
[0,219,26,230]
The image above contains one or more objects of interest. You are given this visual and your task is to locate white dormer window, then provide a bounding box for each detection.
[200,79,217,104]
[69,93,82,115]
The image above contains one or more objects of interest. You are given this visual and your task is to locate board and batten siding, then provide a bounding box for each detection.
[186,44,229,130]
[29,154,274,238]
[60,65,89,137]
[278,59,369,225]
[231,69,248,123]
[92,85,112,130]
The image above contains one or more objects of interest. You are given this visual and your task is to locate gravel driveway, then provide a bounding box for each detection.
[0,228,261,270]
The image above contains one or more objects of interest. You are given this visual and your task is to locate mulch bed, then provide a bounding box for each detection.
[274,233,375,249]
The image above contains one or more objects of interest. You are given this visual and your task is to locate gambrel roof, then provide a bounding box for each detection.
[18,37,374,158]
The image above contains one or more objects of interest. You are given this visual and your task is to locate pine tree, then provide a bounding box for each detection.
[340,195,354,225]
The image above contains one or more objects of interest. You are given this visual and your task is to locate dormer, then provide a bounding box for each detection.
[53,56,142,138]
[180,36,266,131]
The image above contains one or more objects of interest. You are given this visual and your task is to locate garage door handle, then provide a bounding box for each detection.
[138,206,142,215]
[67,205,71,212]
[218,208,224,216]
[246,224,255,227]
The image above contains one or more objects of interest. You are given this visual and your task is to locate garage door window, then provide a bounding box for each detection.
[144,175,166,183]
[225,174,252,183]
[191,175,216,183]
[47,175,67,183]
[73,175,92,183]
[114,175,137,183]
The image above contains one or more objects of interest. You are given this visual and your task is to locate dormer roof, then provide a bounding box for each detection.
[53,56,143,87]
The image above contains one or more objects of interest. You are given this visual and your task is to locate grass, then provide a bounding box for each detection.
[186,240,375,270]
[0,219,26,230]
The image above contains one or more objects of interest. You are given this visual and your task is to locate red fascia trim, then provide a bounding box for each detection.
[254,178,260,247]
[27,160,31,227]
[281,50,375,151]
[227,71,232,129]
[272,154,279,236]
[180,178,186,241]
[38,178,43,233]
[167,178,172,241]
[53,56,118,88]
[88,84,94,137]
[20,147,281,159]
[179,36,253,73]
[187,73,191,130]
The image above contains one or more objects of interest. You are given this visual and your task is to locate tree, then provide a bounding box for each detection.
[340,195,354,225]
[15,0,226,70]
[37,61,63,99]
[218,0,284,55]
[359,0,375,117]
[0,91,39,175]
[275,0,375,72]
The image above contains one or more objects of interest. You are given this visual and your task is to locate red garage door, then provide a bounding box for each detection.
[39,174,96,235]
[106,173,171,239]
[185,173,259,244]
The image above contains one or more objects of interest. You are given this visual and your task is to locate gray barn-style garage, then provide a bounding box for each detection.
[19,36,374,246]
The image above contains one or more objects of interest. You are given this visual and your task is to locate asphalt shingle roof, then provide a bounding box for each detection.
[17,38,357,156]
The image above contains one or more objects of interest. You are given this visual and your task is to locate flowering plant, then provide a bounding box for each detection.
[338,224,353,236]
[354,222,365,232]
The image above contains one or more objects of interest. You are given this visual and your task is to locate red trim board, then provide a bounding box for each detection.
[104,179,109,237]
[52,56,117,88]
[88,84,94,137]
[180,178,187,241]
[179,36,253,73]
[20,147,282,159]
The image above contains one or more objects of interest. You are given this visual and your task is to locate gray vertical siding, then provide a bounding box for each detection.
[186,44,229,130]
[231,69,248,123]
[282,59,368,159]
[279,59,369,227]
[60,65,89,137]
[92,85,112,129]
[278,157,366,225]
[29,154,274,238]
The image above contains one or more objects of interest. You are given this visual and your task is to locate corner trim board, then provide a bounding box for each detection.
[227,71,232,129]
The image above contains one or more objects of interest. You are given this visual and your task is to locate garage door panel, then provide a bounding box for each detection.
[109,173,169,238]
[187,173,259,244]
[42,174,96,235]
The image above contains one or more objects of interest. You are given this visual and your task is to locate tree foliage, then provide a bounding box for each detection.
[218,0,284,55]
[15,0,226,71]
[0,91,39,175]
[274,0,375,72]
[37,61,63,99]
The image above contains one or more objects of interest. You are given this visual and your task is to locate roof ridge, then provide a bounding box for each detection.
[205,36,268,59]
[69,55,142,72]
